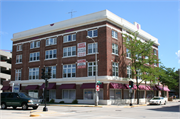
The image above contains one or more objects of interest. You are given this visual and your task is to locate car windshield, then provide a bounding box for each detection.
[18,93,31,98]
[152,98,160,100]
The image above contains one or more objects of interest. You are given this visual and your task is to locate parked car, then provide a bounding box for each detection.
[149,97,166,105]
[1,92,41,110]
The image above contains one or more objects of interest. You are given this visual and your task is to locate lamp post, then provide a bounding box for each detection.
[86,36,98,106]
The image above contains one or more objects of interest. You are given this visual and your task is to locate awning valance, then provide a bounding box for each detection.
[25,85,39,90]
[110,83,126,89]
[59,84,76,89]
[39,83,56,90]
[80,83,103,89]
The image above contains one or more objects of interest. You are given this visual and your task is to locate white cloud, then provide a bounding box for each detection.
[176,50,180,63]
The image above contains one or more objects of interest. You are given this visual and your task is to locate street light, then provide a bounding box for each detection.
[86,36,98,106]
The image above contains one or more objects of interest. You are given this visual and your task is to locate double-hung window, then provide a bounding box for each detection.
[62,90,76,99]
[136,69,142,80]
[127,66,131,78]
[110,89,121,99]
[63,34,76,43]
[126,49,131,58]
[30,41,40,49]
[46,38,57,46]
[87,29,98,37]
[29,52,40,62]
[112,30,118,39]
[45,49,57,59]
[17,45,22,51]
[63,46,76,57]
[112,43,118,55]
[112,62,118,76]
[153,49,157,55]
[15,69,21,80]
[154,60,157,66]
[29,68,39,80]
[88,62,98,76]
[16,55,22,63]
[88,43,98,54]
[45,66,56,78]
[63,64,76,78]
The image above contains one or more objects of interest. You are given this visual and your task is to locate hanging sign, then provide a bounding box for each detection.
[77,59,86,69]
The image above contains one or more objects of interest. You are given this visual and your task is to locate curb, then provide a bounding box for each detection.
[124,104,147,108]
[41,104,102,107]
[30,111,41,117]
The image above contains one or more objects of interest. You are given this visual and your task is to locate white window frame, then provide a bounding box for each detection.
[136,69,142,80]
[28,90,39,98]
[63,34,76,43]
[16,55,22,63]
[110,89,122,100]
[62,89,76,99]
[63,64,76,78]
[88,62,98,76]
[45,66,56,79]
[46,37,57,46]
[29,68,39,80]
[112,62,119,76]
[15,69,21,80]
[63,46,76,57]
[17,45,22,51]
[87,29,98,38]
[153,49,157,55]
[29,52,40,62]
[88,43,98,54]
[112,30,118,39]
[30,41,40,49]
[112,43,118,55]
[45,49,57,59]
[127,65,131,78]
[126,48,131,58]
[154,60,157,66]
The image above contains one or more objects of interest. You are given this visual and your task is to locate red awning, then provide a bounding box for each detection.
[110,83,126,89]
[146,85,151,90]
[39,83,56,90]
[1,86,10,90]
[156,85,170,91]
[152,86,158,90]
[164,87,170,91]
[59,84,76,89]
[124,84,137,90]
[25,85,39,90]
[138,85,149,90]
[80,83,103,89]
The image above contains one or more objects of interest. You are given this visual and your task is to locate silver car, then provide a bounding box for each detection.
[149,97,166,105]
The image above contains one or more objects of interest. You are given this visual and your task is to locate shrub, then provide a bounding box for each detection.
[49,99,55,103]
[72,99,78,104]
[59,101,65,104]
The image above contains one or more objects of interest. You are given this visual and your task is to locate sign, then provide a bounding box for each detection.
[129,89,133,93]
[77,42,86,57]
[12,83,20,92]
[77,59,86,69]
[96,85,100,91]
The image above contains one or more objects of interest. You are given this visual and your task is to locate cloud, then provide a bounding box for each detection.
[176,50,180,63]
[0,31,8,35]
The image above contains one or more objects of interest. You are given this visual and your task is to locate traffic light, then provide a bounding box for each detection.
[97,81,102,85]
[47,67,51,79]
[41,68,45,79]
[129,81,134,88]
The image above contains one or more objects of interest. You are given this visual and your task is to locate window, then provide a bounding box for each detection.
[139,91,145,98]
[28,90,38,98]
[127,65,131,78]
[29,52,40,62]
[124,89,135,99]
[46,38,57,46]
[112,30,118,39]
[136,69,142,80]
[15,69,21,80]
[88,62,98,76]
[45,66,56,78]
[16,55,22,63]
[136,54,142,60]
[126,49,131,58]
[153,49,157,55]
[87,29,98,37]
[110,89,121,99]
[62,90,76,99]
[63,46,76,57]
[63,34,76,43]
[154,60,157,66]
[17,45,22,51]
[63,64,76,78]
[88,43,98,54]
[30,41,40,49]
[145,56,149,64]
[112,62,118,76]
[112,43,118,55]
[84,89,94,100]
[45,49,57,59]
[29,68,39,80]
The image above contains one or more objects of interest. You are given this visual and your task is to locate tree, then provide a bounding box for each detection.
[123,31,159,104]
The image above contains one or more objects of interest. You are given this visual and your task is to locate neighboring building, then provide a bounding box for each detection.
[0,50,12,92]
[10,10,168,105]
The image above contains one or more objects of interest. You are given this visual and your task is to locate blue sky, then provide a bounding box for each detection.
[0,0,179,70]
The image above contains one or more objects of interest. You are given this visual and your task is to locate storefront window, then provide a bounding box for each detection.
[110,89,121,99]
[28,90,38,98]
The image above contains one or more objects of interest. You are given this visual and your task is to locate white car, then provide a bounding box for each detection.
[149,97,166,105]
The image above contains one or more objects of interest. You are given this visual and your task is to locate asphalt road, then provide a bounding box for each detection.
[0,102,179,119]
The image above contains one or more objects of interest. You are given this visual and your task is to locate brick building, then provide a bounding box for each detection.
[8,10,169,105]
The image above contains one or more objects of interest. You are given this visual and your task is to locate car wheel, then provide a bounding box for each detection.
[33,106,38,110]
[13,106,17,109]
[1,103,7,109]
[22,103,28,110]
[164,101,166,105]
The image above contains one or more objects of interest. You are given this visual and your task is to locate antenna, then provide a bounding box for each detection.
[68,9,77,18]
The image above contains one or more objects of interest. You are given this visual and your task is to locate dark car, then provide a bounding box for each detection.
[1,92,41,110]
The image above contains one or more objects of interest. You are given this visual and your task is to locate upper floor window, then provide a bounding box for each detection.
[88,43,98,54]
[16,55,22,63]
[15,69,21,80]
[29,68,39,80]
[127,65,131,78]
[136,69,142,80]
[17,45,22,51]
[136,54,142,60]
[154,60,157,66]
[112,30,118,39]
[46,38,57,46]
[45,49,57,59]
[153,49,157,55]
[45,66,56,78]
[112,62,118,76]
[30,52,40,62]
[112,43,118,55]
[126,49,131,58]
[30,41,40,49]
[63,46,76,57]
[63,64,76,78]
[63,34,76,43]
[88,29,98,38]
[88,62,98,76]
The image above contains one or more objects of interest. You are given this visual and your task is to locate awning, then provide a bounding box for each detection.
[156,85,170,91]
[1,86,10,90]
[152,86,158,90]
[39,83,56,90]
[164,87,170,91]
[138,85,149,90]
[59,84,76,89]
[80,83,103,89]
[25,85,39,90]
[110,83,126,89]
[124,84,137,90]
[146,85,152,90]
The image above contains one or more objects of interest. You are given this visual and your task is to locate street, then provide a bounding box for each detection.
[0,102,179,119]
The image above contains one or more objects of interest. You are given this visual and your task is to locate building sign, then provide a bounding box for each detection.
[77,59,86,69]
[77,42,86,57]
[12,83,20,92]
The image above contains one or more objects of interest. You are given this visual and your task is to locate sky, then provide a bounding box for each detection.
[0,0,179,70]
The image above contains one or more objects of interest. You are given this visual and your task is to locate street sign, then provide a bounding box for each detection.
[96,85,100,91]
